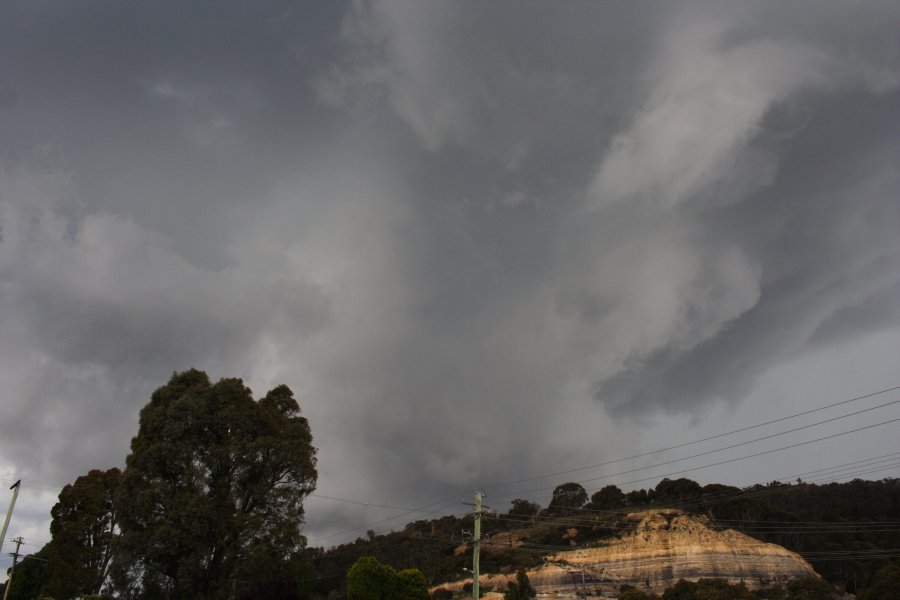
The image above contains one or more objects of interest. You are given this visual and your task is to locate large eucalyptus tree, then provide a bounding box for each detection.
[113,369,317,600]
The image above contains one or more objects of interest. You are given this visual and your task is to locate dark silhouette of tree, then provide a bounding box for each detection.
[655,478,702,504]
[41,468,120,599]
[784,576,838,599]
[618,584,658,600]
[625,488,654,506]
[504,568,536,599]
[857,564,900,600]
[3,545,49,600]
[508,499,540,518]
[548,483,587,515]
[112,369,317,600]
[589,485,625,509]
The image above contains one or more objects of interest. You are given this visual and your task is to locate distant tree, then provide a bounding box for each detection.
[857,564,900,600]
[396,568,430,600]
[618,584,658,600]
[660,578,760,599]
[346,556,397,600]
[625,488,654,506]
[784,576,837,599]
[548,483,587,515]
[112,369,317,600]
[589,485,625,509]
[508,499,540,518]
[41,468,120,599]
[661,578,697,599]
[655,478,703,505]
[504,568,536,600]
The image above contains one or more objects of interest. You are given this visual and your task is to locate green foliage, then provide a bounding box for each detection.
[619,585,659,600]
[345,557,394,600]
[661,578,753,599]
[625,488,655,506]
[699,479,900,593]
[40,468,120,599]
[784,576,837,599]
[547,482,587,515]
[507,499,540,518]
[655,478,703,504]
[305,477,899,598]
[589,485,625,509]
[857,563,900,600]
[112,369,317,600]
[346,556,429,600]
[642,577,843,600]
[396,568,430,600]
[503,568,535,600]
[4,546,49,600]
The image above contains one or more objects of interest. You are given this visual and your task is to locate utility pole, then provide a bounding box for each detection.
[464,490,486,600]
[2,536,23,600]
[0,481,21,559]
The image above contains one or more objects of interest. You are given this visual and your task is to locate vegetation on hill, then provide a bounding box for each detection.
[305,477,899,598]
[619,576,840,599]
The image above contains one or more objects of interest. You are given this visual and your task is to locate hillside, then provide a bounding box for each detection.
[306,477,899,598]
[435,509,818,596]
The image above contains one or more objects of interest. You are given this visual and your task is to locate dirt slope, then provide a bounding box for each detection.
[435,509,819,597]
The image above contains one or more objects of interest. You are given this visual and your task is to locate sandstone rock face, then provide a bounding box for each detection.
[435,509,819,598]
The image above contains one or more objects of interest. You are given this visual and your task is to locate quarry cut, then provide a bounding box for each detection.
[438,509,820,597]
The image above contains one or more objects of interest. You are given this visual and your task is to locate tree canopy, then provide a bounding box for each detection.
[3,545,49,600]
[112,369,317,600]
[655,478,703,504]
[589,485,625,510]
[857,564,900,600]
[547,482,587,515]
[507,499,540,518]
[345,556,428,600]
[41,467,120,599]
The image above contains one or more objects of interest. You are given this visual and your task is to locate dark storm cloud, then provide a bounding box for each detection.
[1,0,898,550]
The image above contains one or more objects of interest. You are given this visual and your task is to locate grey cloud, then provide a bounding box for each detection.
[0,0,898,554]
[317,1,666,164]
[0,86,17,110]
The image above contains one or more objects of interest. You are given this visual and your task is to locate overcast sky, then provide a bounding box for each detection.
[1,0,899,563]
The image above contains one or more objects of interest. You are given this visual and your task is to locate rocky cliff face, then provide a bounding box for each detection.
[436,509,819,598]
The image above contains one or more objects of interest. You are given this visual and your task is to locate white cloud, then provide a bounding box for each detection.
[588,13,898,212]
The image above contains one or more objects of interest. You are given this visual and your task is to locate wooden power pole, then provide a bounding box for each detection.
[464,491,487,599]
[0,481,21,559]
[2,536,23,600]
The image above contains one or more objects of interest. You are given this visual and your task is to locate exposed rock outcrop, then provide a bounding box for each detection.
[436,509,819,598]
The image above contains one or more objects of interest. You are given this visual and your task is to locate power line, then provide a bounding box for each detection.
[7,385,900,553]
[487,415,900,504]
[477,454,900,530]
[487,384,900,490]
[9,385,900,545]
